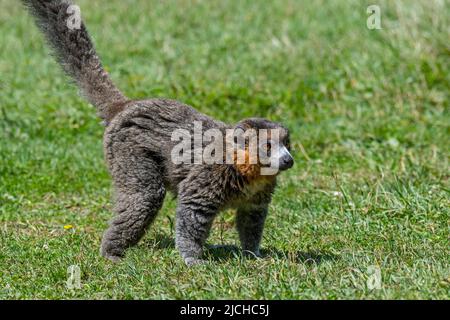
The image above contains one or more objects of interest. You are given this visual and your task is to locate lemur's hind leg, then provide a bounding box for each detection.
[101,146,165,261]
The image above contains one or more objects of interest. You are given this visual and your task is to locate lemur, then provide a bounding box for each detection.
[22,0,294,266]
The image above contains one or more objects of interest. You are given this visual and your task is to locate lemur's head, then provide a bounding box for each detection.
[231,118,294,179]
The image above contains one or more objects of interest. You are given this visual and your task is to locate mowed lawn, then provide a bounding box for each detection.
[0,0,448,299]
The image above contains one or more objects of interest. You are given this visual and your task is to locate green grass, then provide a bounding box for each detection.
[0,0,449,299]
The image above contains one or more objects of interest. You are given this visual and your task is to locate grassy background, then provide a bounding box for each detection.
[0,0,449,299]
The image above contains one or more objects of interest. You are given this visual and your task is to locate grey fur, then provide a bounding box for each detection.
[22,0,294,266]
[21,0,128,122]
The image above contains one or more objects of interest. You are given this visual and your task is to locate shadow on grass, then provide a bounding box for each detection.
[145,233,338,265]
[205,244,338,265]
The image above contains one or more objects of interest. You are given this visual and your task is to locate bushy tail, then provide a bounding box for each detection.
[21,0,128,122]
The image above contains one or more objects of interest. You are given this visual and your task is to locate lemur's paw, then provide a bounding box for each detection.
[100,244,124,263]
[103,253,123,263]
[184,257,207,267]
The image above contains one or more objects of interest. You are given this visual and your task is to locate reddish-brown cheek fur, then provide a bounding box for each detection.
[233,148,276,185]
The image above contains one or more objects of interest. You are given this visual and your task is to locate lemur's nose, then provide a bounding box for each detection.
[277,145,294,171]
[279,156,294,170]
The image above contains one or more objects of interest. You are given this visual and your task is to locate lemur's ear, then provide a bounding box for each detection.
[232,121,257,150]
[232,127,247,149]
[234,119,253,131]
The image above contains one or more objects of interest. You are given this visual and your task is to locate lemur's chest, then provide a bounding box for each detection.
[226,175,276,209]
[242,178,272,197]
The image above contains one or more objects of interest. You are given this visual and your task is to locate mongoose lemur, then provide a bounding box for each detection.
[22,0,294,266]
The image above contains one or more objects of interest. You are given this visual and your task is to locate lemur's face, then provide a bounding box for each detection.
[233,118,294,177]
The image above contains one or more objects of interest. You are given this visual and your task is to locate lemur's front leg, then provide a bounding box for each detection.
[236,203,269,257]
[175,168,225,266]
[175,198,218,266]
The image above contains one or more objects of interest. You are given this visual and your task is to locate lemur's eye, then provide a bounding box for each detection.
[284,137,291,150]
[260,142,272,155]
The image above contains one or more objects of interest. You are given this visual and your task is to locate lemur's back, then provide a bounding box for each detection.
[104,98,228,194]
[22,0,227,130]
